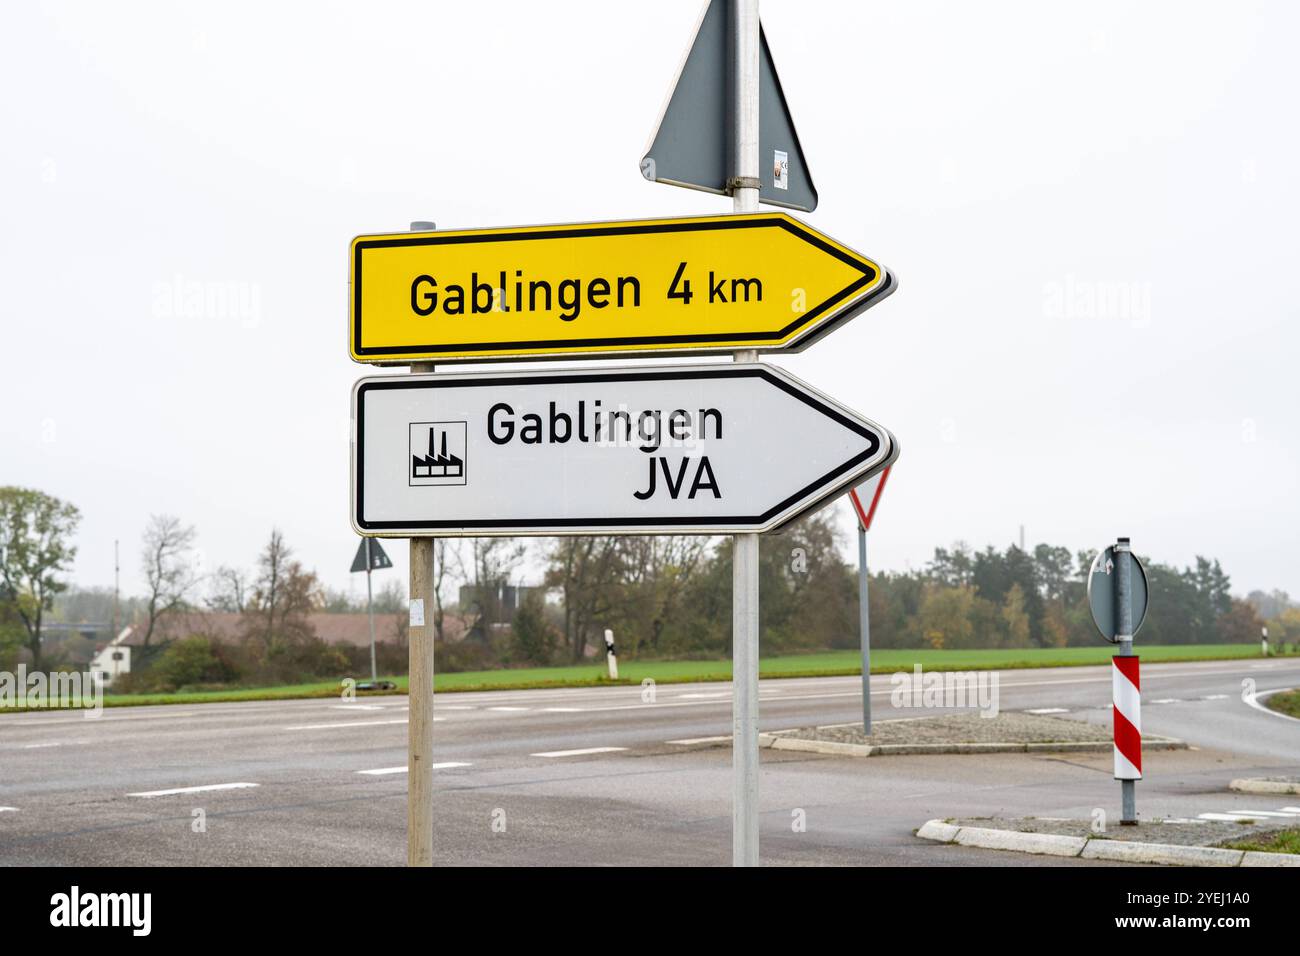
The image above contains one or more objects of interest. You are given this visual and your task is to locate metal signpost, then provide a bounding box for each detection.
[349,537,392,682]
[348,0,899,868]
[349,213,891,363]
[1088,537,1149,825]
[848,466,891,734]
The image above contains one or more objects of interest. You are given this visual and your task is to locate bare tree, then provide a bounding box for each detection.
[432,539,455,642]
[242,530,320,651]
[138,515,198,661]
[207,566,249,613]
[618,536,711,656]
[452,538,526,640]
[545,537,625,662]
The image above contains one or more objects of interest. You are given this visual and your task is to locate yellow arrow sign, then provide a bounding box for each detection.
[349,213,893,362]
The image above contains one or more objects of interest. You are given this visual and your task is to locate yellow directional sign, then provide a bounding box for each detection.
[349,213,893,362]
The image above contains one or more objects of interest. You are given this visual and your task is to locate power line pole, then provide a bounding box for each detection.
[112,539,120,638]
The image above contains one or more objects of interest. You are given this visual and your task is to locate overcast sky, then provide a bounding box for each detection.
[2,0,1297,606]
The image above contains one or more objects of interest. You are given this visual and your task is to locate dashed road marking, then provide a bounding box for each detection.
[356,763,471,775]
[666,736,731,745]
[0,807,19,813]
[1151,698,1182,704]
[541,707,585,713]
[284,718,432,730]
[487,706,530,712]
[530,747,627,758]
[129,782,259,798]
[1025,708,1069,715]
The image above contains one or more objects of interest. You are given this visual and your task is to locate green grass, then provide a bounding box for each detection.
[0,642,1273,712]
[1266,689,1300,719]
[1221,827,1300,855]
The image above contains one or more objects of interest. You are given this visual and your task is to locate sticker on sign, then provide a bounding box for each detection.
[351,363,897,537]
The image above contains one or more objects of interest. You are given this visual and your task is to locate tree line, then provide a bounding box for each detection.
[3,484,1296,690]
[494,520,1285,666]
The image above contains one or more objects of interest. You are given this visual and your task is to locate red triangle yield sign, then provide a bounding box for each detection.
[848,465,891,532]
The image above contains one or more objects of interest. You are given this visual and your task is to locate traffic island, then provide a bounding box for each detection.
[916,816,1300,867]
[758,712,1187,757]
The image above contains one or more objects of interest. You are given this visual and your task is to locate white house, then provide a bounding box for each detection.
[88,626,133,687]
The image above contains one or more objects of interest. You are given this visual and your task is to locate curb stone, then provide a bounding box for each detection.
[758,735,1186,758]
[954,825,1086,857]
[1229,778,1300,796]
[916,818,1300,867]
[916,820,961,842]
[1241,851,1300,867]
[1081,841,1243,866]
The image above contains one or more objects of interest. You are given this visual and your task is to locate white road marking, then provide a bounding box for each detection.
[530,747,627,758]
[356,763,471,775]
[1201,694,1228,700]
[1025,708,1069,715]
[284,718,426,730]
[666,736,731,745]
[1243,688,1300,724]
[0,806,19,812]
[1151,698,1182,704]
[3,710,200,728]
[677,692,731,700]
[437,705,475,711]
[1198,807,1300,821]
[22,742,65,749]
[541,707,585,713]
[487,706,530,712]
[129,782,259,798]
[332,704,385,711]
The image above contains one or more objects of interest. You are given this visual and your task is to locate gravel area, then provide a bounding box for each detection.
[947,815,1297,848]
[771,712,1160,746]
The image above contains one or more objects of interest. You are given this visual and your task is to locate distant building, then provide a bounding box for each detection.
[457,583,538,624]
[88,627,133,687]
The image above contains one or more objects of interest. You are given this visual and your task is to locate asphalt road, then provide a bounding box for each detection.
[1,657,1296,866]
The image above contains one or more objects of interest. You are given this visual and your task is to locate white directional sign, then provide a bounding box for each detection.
[352,364,897,536]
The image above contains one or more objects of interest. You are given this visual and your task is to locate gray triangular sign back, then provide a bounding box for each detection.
[351,538,392,573]
[640,0,817,212]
